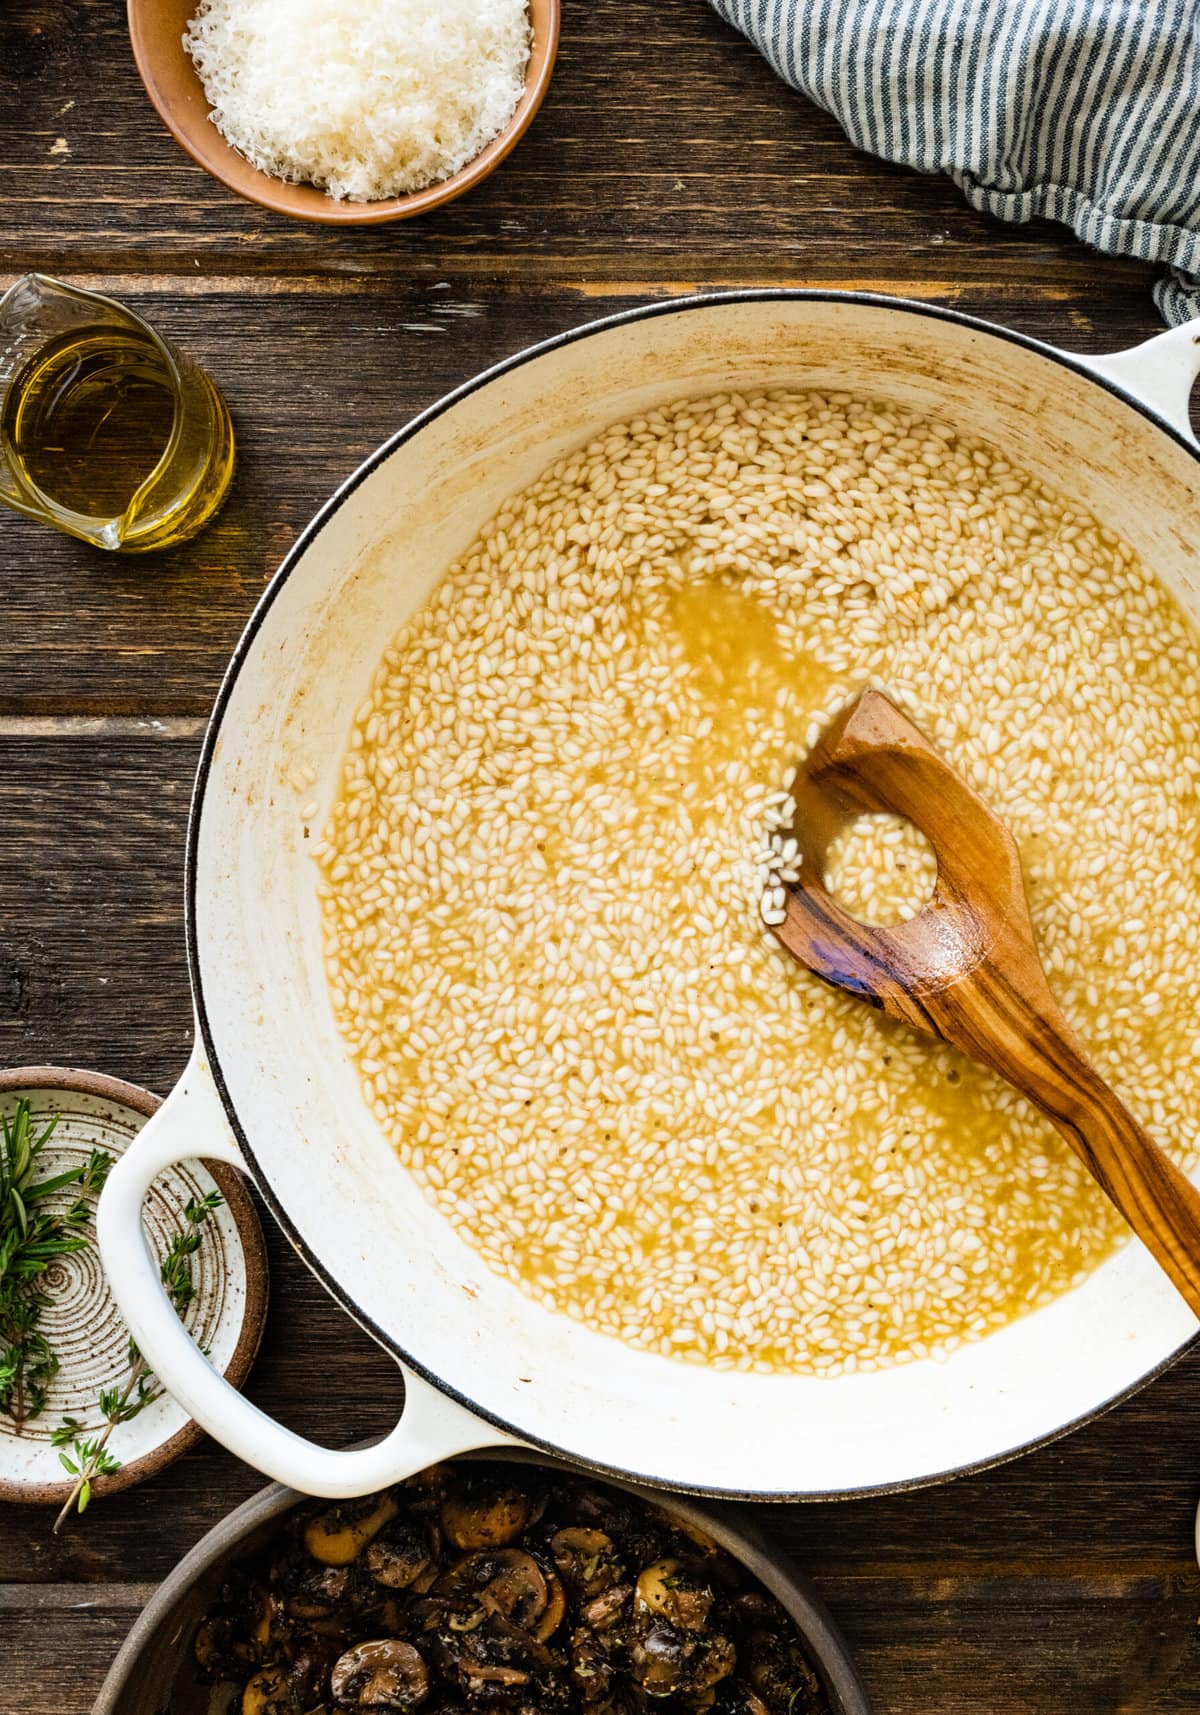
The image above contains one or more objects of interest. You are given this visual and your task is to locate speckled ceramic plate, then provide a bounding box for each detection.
[0,1066,267,1505]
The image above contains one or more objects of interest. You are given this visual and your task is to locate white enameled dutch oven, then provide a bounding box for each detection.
[98,293,1200,1504]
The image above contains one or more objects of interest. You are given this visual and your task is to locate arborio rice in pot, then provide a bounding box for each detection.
[315,388,1200,1376]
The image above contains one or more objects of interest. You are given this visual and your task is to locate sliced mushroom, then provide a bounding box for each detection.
[579,1585,630,1633]
[287,1564,353,1619]
[687,1635,736,1693]
[435,1632,533,1700]
[746,1631,821,1711]
[628,1622,689,1697]
[459,1662,531,1695]
[481,1551,562,1641]
[635,1560,714,1633]
[436,1549,565,1643]
[368,1519,434,1590]
[531,1569,568,1643]
[290,1634,345,1704]
[570,1625,614,1703]
[441,1477,541,1550]
[551,1529,621,1599]
[241,1667,296,1715]
[331,1639,431,1712]
[306,1493,401,1567]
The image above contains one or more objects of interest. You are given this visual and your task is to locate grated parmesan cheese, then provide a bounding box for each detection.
[184,0,532,202]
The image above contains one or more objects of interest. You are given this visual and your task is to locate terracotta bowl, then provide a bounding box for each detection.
[92,1452,873,1715]
[127,0,560,225]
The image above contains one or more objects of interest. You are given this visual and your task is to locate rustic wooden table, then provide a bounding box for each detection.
[3,2,1199,1711]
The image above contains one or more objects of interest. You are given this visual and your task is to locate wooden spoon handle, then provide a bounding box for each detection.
[933,979,1200,1322]
[777,689,1200,1318]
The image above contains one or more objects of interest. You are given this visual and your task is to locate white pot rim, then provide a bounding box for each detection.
[135,291,1200,1499]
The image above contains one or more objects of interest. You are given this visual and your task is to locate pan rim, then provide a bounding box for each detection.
[185,289,1200,1501]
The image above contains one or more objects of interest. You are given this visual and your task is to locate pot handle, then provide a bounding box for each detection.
[1082,320,1200,447]
[98,1051,516,1498]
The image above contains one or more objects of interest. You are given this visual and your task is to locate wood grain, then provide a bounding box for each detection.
[3,0,1199,1710]
[0,0,1165,289]
[0,287,1173,715]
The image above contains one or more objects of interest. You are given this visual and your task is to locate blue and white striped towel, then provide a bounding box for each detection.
[710,0,1200,325]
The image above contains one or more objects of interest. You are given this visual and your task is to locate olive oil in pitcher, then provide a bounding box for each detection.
[0,274,234,552]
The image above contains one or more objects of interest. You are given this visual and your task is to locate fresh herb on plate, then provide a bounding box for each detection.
[0,1099,112,1433]
[51,1189,224,1529]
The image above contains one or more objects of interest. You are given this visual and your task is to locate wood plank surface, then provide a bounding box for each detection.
[0,284,1172,714]
[0,0,1165,288]
[3,0,1200,1712]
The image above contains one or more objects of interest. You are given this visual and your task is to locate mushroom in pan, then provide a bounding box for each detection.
[441,1474,543,1551]
[285,1561,355,1619]
[240,1666,297,1715]
[331,1639,432,1712]
[551,1529,624,1601]
[435,1548,567,1643]
[743,1625,823,1715]
[186,1465,833,1715]
[627,1622,736,1701]
[368,1518,435,1590]
[306,1492,401,1566]
[624,1559,734,1700]
[578,1584,631,1634]
[635,1560,714,1633]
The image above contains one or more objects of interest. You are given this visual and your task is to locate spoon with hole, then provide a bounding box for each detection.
[771,687,1200,1318]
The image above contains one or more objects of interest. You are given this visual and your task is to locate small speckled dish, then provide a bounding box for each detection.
[0,1066,267,1507]
[127,0,560,226]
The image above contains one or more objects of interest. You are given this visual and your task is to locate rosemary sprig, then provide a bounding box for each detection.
[0,1100,112,1432]
[51,1190,223,1530]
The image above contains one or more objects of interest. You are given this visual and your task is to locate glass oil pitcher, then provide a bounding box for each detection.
[0,274,235,552]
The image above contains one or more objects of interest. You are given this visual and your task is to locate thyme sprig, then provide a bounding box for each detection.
[51,1190,223,1529]
[0,1100,112,1432]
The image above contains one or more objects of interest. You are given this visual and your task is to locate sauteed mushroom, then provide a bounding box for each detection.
[552,1529,623,1600]
[744,1627,823,1714]
[369,1520,435,1590]
[307,1493,401,1566]
[185,1463,832,1715]
[570,1624,614,1701]
[332,1640,432,1711]
[434,1549,566,1642]
[441,1475,542,1550]
[635,1560,714,1632]
[579,1585,630,1633]
[240,1666,295,1715]
[287,1563,354,1619]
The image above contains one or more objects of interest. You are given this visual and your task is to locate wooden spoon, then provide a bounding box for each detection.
[772,687,1200,1320]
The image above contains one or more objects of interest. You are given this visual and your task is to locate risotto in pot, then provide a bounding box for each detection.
[315,389,1200,1376]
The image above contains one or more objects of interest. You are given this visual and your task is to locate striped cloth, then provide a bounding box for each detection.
[710,0,1200,325]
